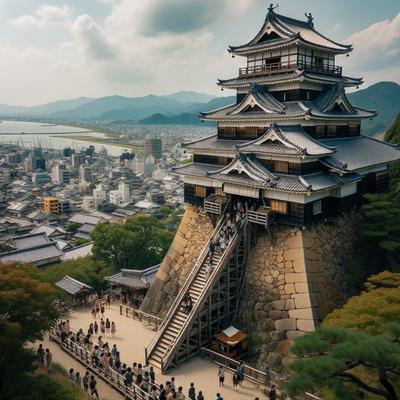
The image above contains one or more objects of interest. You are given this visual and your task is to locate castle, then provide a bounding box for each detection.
[141,6,400,374]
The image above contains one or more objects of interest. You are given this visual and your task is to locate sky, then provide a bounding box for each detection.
[0,0,399,106]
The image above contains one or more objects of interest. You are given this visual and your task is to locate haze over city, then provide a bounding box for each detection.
[0,0,399,105]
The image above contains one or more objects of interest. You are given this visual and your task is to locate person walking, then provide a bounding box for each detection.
[238,361,245,387]
[100,318,105,336]
[105,318,111,336]
[233,370,239,391]
[216,393,224,400]
[269,384,277,400]
[94,320,99,335]
[83,371,89,392]
[100,304,105,318]
[90,376,99,399]
[197,391,204,400]
[75,372,82,388]
[37,344,45,366]
[111,321,116,337]
[45,348,53,371]
[217,366,225,387]
[69,368,74,381]
[188,382,196,400]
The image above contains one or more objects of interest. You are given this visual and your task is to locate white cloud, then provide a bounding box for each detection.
[344,12,400,71]
[71,14,117,61]
[10,4,72,30]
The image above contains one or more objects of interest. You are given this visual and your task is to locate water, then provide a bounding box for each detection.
[0,120,130,156]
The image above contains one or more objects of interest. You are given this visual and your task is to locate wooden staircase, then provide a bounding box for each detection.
[145,216,247,373]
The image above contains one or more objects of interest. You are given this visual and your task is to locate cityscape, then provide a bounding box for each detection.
[1,1,400,400]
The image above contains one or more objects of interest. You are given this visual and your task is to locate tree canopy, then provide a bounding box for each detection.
[26,257,113,293]
[323,271,400,335]
[91,215,174,270]
[385,112,400,144]
[286,324,400,400]
[0,263,59,399]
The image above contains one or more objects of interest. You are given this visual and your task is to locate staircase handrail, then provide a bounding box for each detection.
[146,203,230,357]
[162,220,245,367]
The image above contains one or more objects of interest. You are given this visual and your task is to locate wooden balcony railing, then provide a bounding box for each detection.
[119,304,162,331]
[239,61,342,77]
[204,195,229,215]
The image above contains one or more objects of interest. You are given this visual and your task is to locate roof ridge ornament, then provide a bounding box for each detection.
[305,12,314,28]
[267,3,278,19]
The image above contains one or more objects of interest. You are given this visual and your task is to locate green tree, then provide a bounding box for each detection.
[324,271,400,335]
[26,256,112,292]
[385,113,400,144]
[91,215,174,270]
[65,222,80,233]
[0,263,58,399]
[286,325,400,400]
[91,223,140,269]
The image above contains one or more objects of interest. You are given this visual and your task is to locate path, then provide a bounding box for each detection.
[38,337,124,400]
[65,303,262,400]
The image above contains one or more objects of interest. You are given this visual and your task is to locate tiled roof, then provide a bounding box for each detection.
[10,232,50,250]
[55,275,94,296]
[320,136,400,171]
[0,242,63,264]
[106,264,160,289]
[229,11,351,54]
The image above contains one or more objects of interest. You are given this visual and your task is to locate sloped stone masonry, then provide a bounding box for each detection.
[237,216,360,370]
[141,205,213,317]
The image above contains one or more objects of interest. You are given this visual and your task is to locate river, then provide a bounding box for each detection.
[0,120,130,156]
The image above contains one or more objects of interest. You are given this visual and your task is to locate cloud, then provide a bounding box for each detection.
[344,12,400,71]
[10,4,72,30]
[71,14,117,61]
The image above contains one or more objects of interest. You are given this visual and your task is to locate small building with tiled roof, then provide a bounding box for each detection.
[175,5,400,227]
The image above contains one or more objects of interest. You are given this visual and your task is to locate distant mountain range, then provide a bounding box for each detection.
[0,83,399,136]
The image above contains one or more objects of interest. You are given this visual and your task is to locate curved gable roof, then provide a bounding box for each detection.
[229,10,351,54]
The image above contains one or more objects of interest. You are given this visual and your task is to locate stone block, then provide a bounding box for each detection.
[275,318,297,331]
[267,352,283,368]
[293,258,306,273]
[156,268,171,283]
[286,330,306,340]
[297,319,316,332]
[285,299,295,310]
[276,340,294,356]
[292,293,313,309]
[284,248,305,261]
[271,300,286,311]
[284,283,296,294]
[285,235,303,249]
[269,330,286,341]
[289,308,315,319]
[285,272,307,283]
[269,310,282,320]
[295,282,309,293]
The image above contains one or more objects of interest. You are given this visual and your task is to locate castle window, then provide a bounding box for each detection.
[271,200,288,214]
[195,186,206,198]
[327,125,337,137]
[348,124,359,135]
[315,125,326,138]
[313,200,322,215]
[275,161,289,174]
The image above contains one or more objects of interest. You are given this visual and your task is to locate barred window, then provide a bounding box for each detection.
[313,200,322,215]
[275,161,289,174]
[271,200,288,214]
[195,186,206,198]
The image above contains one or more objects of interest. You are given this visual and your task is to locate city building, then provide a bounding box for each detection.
[43,197,59,214]
[176,6,400,227]
[32,170,51,185]
[52,164,70,185]
[80,164,93,183]
[93,183,107,208]
[144,137,162,160]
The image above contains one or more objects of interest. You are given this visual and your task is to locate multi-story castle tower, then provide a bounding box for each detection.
[143,6,400,375]
[176,5,399,227]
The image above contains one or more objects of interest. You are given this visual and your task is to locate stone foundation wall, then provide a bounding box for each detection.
[237,217,360,370]
[140,205,214,317]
